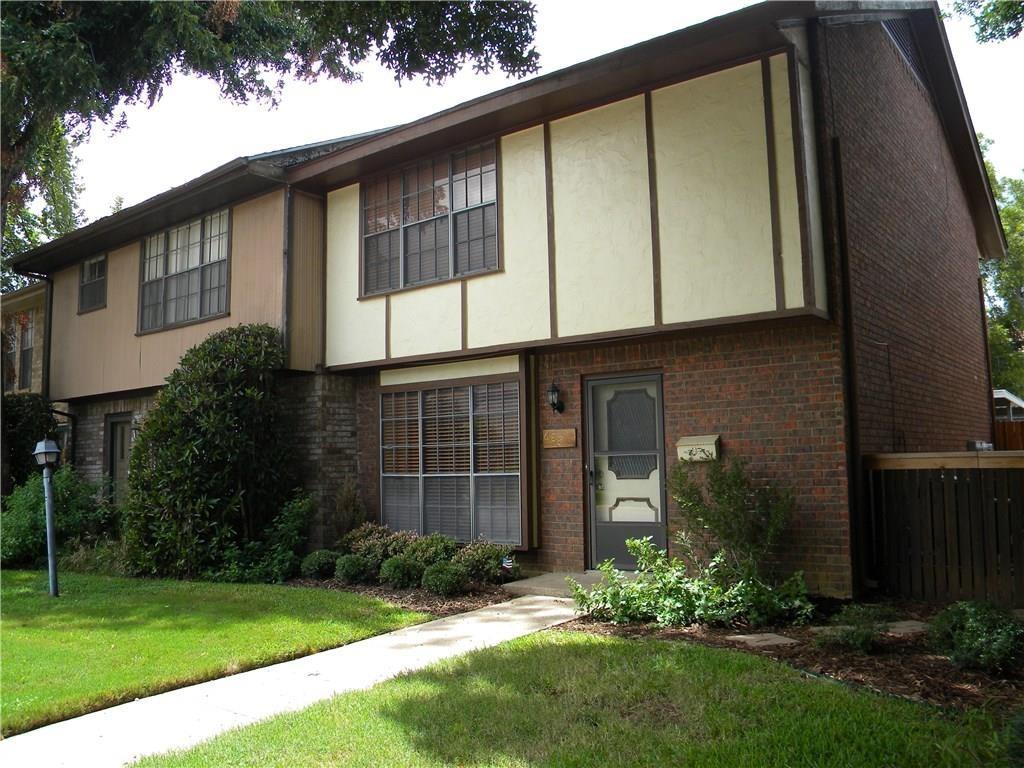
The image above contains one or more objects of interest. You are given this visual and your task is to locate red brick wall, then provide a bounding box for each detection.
[522,322,852,596]
[813,21,992,453]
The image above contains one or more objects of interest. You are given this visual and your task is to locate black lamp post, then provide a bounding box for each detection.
[33,439,61,597]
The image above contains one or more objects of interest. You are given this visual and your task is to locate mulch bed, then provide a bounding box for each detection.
[289,578,512,617]
[555,615,1024,712]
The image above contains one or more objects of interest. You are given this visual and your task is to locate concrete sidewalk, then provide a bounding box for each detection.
[0,595,577,768]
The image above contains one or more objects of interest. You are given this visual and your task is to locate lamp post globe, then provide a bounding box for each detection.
[33,439,61,466]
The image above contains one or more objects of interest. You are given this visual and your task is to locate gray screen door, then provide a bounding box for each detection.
[586,374,667,569]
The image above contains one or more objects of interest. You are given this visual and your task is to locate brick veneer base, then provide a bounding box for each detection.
[356,320,854,597]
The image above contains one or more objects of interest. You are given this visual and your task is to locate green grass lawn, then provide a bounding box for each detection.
[0,570,428,736]
[138,631,1000,768]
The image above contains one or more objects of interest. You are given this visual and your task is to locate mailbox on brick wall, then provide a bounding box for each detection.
[676,434,720,462]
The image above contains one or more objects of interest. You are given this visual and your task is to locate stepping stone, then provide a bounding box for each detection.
[728,632,798,647]
[883,620,928,635]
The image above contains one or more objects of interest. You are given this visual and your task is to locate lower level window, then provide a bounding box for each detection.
[380,381,521,545]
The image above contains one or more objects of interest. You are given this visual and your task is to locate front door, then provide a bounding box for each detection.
[108,417,132,505]
[586,374,667,569]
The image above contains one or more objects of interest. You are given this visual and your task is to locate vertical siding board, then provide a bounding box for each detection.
[982,470,999,601]
[930,470,947,600]
[968,469,986,600]
[942,469,960,599]
[997,470,1012,604]
[1013,469,1024,606]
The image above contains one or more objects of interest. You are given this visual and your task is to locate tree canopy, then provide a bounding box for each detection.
[0,1,538,279]
[980,137,1024,393]
[955,1,1024,42]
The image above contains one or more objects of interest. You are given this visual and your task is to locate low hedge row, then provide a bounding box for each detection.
[298,523,518,597]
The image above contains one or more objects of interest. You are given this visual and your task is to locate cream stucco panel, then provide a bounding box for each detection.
[653,61,776,323]
[770,54,806,310]
[466,126,550,348]
[796,54,829,312]
[550,95,654,337]
[380,355,519,387]
[325,184,387,366]
[389,281,461,359]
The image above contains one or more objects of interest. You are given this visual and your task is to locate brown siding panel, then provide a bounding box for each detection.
[288,192,326,371]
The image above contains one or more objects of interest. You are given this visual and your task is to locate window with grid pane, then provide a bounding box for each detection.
[17,310,33,390]
[79,255,107,312]
[139,209,229,331]
[380,380,520,545]
[362,140,498,294]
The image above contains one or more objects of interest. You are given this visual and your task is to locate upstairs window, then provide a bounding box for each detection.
[79,255,107,313]
[18,310,33,390]
[362,141,498,295]
[140,210,229,332]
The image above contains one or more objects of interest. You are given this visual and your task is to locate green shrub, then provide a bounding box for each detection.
[571,537,813,628]
[929,601,1024,674]
[379,554,426,589]
[405,532,456,569]
[327,476,367,548]
[454,540,515,583]
[341,523,416,572]
[1,467,112,566]
[816,604,898,654]
[300,549,340,580]
[2,392,58,493]
[121,324,296,578]
[205,492,314,583]
[335,554,373,584]
[668,456,794,580]
[422,561,469,596]
[1005,709,1024,767]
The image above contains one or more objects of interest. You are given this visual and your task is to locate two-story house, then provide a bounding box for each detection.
[12,2,1004,596]
[2,282,47,395]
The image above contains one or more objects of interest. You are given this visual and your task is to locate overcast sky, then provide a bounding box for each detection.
[74,0,1023,222]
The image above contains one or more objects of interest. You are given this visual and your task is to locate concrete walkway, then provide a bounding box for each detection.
[504,570,636,597]
[0,595,577,768]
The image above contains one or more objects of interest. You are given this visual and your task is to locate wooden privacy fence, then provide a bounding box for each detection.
[996,421,1024,450]
[862,452,1024,606]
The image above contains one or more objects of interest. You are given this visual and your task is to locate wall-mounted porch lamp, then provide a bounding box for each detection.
[547,382,564,413]
[33,439,61,597]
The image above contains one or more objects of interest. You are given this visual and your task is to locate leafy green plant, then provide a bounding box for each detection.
[300,550,340,580]
[335,554,373,584]
[379,555,426,589]
[341,523,416,573]
[929,601,1024,674]
[121,324,296,578]
[1004,708,1024,767]
[327,476,367,548]
[816,604,898,654]
[205,493,314,583]
[404,532,457,569]
[421,562,469,596]
[1,466,113,566]
[1,392,58,493]
[668,456,794,580]
[454,540,515,583]
[571,537,812,628]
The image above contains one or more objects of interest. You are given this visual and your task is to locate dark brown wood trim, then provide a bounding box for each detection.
[644,91,663,326]
[320,192,329,369]
[384,294,392,360]
[292,45,790,189]
[64,385,161,406]
[787,47,816,309]
[762,58,786,312]
[378,370,518,393]
[282,184,292,359]
[327,306,829,372]
[356,263,505,302]
[134,311,231,338]
[495,138,505,272]
[460,279,468,350]
[543,122,558,338]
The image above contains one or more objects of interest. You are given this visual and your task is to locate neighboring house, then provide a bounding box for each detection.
[1,282,46,395]
[11,2,1004,597]
[994,390,1024,422]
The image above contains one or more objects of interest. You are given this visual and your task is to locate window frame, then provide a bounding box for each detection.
[359,140,502,299]
[136,208,232,335]
[78,255,108,314]
[378,373,526,547]
[17,309,33,390]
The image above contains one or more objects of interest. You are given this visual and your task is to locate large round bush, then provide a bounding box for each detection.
[121,324,297,578]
